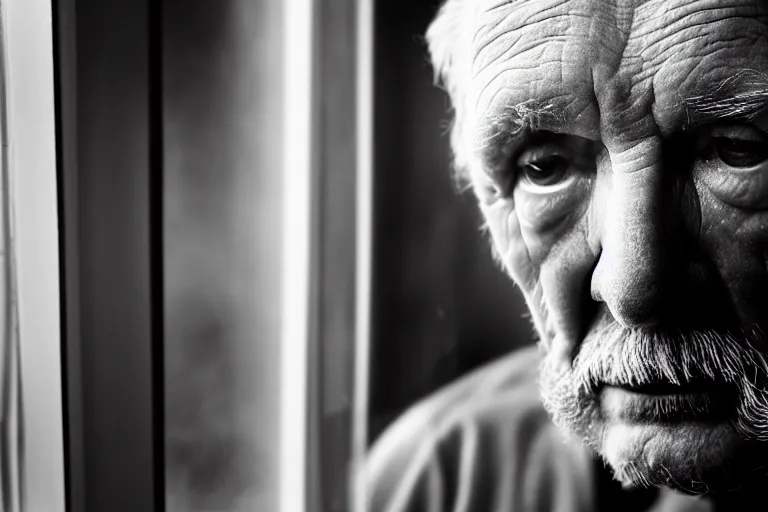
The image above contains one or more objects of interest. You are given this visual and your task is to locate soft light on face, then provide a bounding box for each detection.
[429,0,768,495]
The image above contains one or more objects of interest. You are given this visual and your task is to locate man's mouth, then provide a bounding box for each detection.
[599,380,737,424]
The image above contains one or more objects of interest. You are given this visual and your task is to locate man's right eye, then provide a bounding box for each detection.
[515,144,574,191]
[510,135,598,231]
[520,154,570,187]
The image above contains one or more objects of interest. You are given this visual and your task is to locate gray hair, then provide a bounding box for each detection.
[682,70,768,126]
[425,0,473,185]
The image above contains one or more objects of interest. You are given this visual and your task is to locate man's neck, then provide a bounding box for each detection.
[709,479,768,512]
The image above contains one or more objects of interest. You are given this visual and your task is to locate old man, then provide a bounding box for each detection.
[365,0,768,510]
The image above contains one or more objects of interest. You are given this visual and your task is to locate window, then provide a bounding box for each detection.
[55,0,373,511]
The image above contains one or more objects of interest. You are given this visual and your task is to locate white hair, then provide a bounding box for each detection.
[425,0,474,185]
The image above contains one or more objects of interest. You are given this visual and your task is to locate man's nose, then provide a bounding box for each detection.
[590,141,668,328]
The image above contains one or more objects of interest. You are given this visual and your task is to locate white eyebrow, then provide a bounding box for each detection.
[682,71,768,126]
[474,99,565,161]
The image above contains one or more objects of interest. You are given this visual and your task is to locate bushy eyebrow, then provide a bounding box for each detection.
[682,71,768,127]
[475,99,564,165]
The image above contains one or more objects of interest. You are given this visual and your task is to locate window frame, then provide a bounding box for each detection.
[54,0,164,510]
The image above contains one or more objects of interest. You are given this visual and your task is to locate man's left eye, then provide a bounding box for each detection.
[711,136,768,168]
[705,124,768,169]
[694,124,768,209]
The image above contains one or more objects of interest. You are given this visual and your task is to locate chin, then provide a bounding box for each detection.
[597,421,768,494]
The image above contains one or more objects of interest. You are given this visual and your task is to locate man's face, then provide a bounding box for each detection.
[456,0,768,494]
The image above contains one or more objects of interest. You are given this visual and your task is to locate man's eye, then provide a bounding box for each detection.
[508,134,596,231]
[520,155,570,186]
[694,124,768,209]
[711,137,768,168]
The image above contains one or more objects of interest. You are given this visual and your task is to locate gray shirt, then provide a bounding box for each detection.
[365,346,712,512]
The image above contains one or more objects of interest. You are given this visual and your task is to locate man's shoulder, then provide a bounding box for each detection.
[377,344,546,437]
[364,345,595,512]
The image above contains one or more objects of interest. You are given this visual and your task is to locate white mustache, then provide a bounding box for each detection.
[559,315,768,440]
[573,322,768,394]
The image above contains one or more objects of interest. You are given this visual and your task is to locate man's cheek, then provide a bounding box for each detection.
[700,203,768,328]
[480,201,560,345]
[514,173,595,261]
[692,183,768,313]
[536,225,602,351]
[480,201,539,292]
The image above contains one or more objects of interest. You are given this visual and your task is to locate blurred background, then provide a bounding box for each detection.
[368,0,533,442]
[43,0,536,511]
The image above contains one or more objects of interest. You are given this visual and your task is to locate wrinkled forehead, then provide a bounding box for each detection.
[466,0,768,146]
